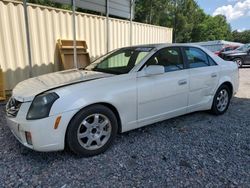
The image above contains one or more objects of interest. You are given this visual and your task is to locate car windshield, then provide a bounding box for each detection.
[85,47,153,74]
[236,44,250,52]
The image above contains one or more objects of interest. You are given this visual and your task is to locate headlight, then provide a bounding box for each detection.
[27,92,59,120]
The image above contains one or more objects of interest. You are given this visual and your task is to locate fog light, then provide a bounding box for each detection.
[25,131,32,145]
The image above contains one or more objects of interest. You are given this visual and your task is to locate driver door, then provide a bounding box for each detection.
[136,47,189,127]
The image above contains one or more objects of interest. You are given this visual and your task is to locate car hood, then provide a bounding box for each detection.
[12,69,113,102]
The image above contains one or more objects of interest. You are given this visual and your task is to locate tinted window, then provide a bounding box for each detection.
[145,47,184,72]
[184,47,209,68]
[208,56,217,66]
[237,44,250,52]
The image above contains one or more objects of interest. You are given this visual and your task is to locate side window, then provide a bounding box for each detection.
[208,56,217,66]
[145,47,184,72]
[184,47,209,68]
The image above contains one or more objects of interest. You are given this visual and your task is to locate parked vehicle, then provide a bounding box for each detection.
[220,43,250,67]
[214,45,239,56]
[6,44,239,157]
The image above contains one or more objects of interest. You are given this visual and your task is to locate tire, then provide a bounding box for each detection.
[233,58,243,68]
[66,105,118,157]
[211,85,231,115]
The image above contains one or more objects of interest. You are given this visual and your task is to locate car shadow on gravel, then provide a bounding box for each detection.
[0,96,250,187]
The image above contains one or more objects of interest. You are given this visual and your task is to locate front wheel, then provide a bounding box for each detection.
[211,85,231,115]
[66,105,118,157]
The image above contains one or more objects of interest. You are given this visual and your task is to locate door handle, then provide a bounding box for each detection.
[178,79,187,86]
[211,73,217,78]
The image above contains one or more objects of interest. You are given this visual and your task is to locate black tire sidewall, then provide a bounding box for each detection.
[211,85,231,115]
[66,105,118,157]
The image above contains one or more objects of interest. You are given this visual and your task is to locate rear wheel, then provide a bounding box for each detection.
[66,105,118,157]
[233,58,243,68]
[211,85,231,115]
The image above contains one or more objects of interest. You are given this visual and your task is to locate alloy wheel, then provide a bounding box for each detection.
[216,89,229,112]
[234,58,242,68]
[77,113,112,150]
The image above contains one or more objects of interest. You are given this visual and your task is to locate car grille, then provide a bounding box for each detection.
[6,97,22,118]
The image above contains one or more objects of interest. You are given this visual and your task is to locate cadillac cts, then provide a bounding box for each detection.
[6,44,239,156]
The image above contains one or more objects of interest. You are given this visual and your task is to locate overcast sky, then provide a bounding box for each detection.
[196,0,250,31]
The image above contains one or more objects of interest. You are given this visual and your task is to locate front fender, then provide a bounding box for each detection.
[48,74,138,132]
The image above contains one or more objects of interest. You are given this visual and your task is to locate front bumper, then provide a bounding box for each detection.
[6,110,77,152]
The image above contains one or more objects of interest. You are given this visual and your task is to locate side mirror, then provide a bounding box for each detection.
[145,65,165,76]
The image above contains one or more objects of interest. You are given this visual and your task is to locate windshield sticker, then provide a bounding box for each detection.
[135,47,153,52]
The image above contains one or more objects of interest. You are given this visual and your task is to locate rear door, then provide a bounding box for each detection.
[182,47,220,112]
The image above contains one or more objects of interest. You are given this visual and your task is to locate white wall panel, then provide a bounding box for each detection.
[0,0,172,90]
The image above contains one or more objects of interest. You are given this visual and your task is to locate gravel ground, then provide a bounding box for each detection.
[0,69,250,188]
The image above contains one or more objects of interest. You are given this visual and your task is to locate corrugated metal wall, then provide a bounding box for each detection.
[0,0,173,90]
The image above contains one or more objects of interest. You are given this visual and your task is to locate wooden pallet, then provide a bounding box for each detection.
[57,39,90,70]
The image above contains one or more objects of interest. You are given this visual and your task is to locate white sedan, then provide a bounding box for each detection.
[6,44,239,156]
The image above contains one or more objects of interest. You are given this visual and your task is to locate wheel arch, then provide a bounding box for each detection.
[220,81,233,98]
[233,56,243,60]
[66,102,122,135]
[232,56,244,67]
[97,102,122,133]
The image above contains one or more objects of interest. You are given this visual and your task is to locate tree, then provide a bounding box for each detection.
[135,0,173,26]
[174,0,206,42]
[134,0,232,43]
[17,0,72,10]
[232,30,250,43]
[192,15,232,42]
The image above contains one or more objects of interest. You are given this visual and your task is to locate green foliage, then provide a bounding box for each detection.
[232,30,250,43]
[27,0,104,15]
[135,0,232,43]
[28,0,72,10]
[192,15,232,42]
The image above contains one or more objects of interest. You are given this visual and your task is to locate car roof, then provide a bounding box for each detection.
[123,43,205,50]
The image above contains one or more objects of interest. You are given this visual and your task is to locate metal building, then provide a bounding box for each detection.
[0,0,173,91]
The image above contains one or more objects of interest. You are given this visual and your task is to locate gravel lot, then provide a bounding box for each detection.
[0,69,250,188]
